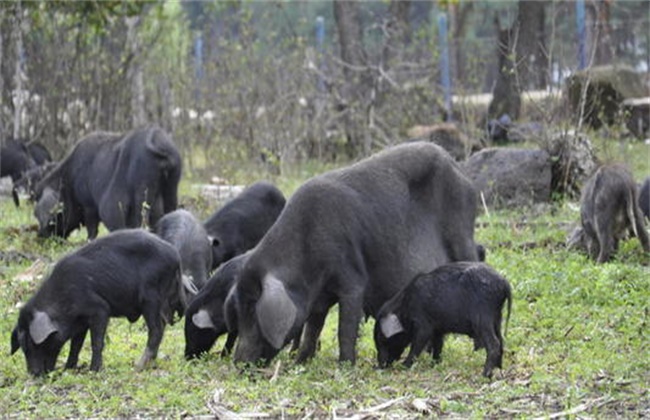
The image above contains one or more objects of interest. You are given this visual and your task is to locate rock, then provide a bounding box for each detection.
[565,65,648,130]
[462,147,552,208]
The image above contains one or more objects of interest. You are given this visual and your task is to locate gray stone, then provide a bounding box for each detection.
[462,147,552,208]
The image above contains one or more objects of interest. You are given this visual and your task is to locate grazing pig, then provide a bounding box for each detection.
[374,262,512,378]
[639,176,650,221]
[578,164,649,262]
[204,181,285,269]
[33,127,181,240]
[184,253,248,359]
[34,186,64,237]
[226,142,480,366]
[10,229,186,376]
[156,209,214,291]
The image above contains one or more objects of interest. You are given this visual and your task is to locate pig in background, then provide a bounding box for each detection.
[203,181,285,270]
[10,229,186,376]
[33,127,181,240]
[156,209,214,292]
[568,164,649,263]
[374,262,512,378]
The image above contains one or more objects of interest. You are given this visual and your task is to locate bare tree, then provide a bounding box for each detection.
[450,2,474,86]
[0,10,4,141]
[126,15,146,127]
[382,0,411,69]
[488,14,521,121]
[333,0,373,157]
[489,1,548,122]
[12,1,25,139]
[514,0,548,90]
[586,0,614,65]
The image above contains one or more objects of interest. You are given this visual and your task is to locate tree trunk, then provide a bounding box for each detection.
[514,0,548,90]
[382,0,410,69]
[450,3,474,87]
[333,0,372,158]
[12,2,24,140]
[488,15,521,122]
[0,11,4,141]
[126,15,146,127]
[586,0,613,65]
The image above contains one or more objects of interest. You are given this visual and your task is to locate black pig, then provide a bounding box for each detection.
[156,209,214,292]
[374,262,511,378]
[226,142,480,366]
[33,127,181,240]
[184,252,248,359]
[204,181,285,270]
[577,164,649,262]
[10,229,186,376]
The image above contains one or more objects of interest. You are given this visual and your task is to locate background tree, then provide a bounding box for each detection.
[514,0,548,90]
[449,1,474,86]
[488,14,521,122]
[382,0,411,70]
[488,0,548,122]
[0,0,648,173]
[586,0,614,65]
[332,0,373,157]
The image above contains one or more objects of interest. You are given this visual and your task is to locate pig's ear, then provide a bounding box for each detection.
[256,274,296,350]
[29,311,58,345]
[380,313,404,338]
[192,308,216,330]
[10,327,20,355]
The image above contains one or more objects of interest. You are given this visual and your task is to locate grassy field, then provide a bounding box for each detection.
[0,138,648,418]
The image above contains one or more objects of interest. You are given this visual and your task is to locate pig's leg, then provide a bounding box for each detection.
[633,205,650,252]
[583,223,600,260]
[494,320,504,368]
[338,291,364,364]
[429,331,444,363]
[594,197,623,263]
[84,207,100,240]
[403,328,431,367]
[297,302,332,363]
[89,313,110,371]
[65,328,87,369]
[479,326,502,378]
[220,333,237,358]
[137,303,165,370]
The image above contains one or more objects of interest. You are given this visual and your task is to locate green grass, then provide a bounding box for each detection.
[0,139,649,418]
